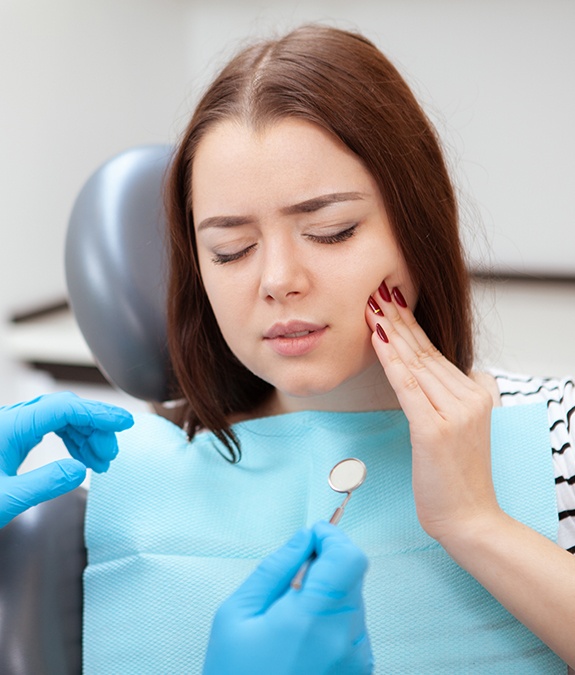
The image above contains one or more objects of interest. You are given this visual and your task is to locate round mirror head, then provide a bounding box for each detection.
[328,458,367,494]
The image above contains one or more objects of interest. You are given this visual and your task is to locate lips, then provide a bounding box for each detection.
[263,321,326,340]
[263,321,328,357]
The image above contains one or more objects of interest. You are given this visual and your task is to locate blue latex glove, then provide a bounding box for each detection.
[0,391,133,527]
[203,521,373,675]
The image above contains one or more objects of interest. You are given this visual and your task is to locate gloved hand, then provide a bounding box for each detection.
[203,521,373,675]
[0,391,133,527]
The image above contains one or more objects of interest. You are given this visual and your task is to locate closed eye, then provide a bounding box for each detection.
[305,223,358,244]
[211,244,257,265]
[210,223,358,264]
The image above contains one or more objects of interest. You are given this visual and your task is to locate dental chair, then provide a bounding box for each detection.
[0,145,173,675]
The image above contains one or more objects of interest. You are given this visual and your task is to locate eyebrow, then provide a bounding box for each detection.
[281,191,367,215]
[196,191,366,232]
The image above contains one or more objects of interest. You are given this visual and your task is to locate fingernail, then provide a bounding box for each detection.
[378,280,392,302]
[392,287,407,308]
[376,323,389,343]
[368,296,383,315]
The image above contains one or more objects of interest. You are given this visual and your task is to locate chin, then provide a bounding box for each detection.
[266,370,355,400]
[248,348,378,400]
[280,384,335,399]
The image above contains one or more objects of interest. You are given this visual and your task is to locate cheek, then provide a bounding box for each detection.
[367,242,414,300]
[395,257,418,308]
[200,270,239,338]
[340,257,389,306]
[205,295,252,368]
[205,290,238,335]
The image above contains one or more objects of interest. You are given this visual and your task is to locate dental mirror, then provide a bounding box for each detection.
[291,457,367,589]
[327,458,367,525]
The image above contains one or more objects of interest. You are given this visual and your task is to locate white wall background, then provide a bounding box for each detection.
[0,0,190,319]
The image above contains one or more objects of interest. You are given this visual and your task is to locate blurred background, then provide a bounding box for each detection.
[0,0,574,471]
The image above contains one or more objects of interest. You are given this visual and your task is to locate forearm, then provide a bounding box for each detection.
[442,510,575,667]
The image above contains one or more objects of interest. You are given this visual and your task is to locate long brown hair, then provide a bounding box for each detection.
[165,24,473,462]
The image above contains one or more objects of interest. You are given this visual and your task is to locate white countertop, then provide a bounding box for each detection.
[1,307,95,366]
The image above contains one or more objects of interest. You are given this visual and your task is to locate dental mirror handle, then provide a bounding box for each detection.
[291,492,351,589]
[291,557,314,590]
[329,492,351,526]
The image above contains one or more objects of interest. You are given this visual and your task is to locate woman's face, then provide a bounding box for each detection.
[192,118,416,406]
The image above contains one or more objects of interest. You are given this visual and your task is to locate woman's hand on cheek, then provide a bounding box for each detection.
[365,282,502,549]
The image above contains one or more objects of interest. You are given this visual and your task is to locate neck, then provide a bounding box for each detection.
[260,362,401,417]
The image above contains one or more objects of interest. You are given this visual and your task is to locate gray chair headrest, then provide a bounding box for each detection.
[65,145,173,402]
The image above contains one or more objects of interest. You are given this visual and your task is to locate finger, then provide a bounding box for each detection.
[303,522,368,606]
[367,289,479,410]
[301,525,371,662]
[19,392,134,440]
[366,289,452,395]
[367,282,428,359]
[375,312,489,423]
[2,459,86,519]
[13,392,132,471]
[227,528,315,617]
[367,282,436,358]
[58,427,117,472]
[371,325,441,421]
[367,288,475,398]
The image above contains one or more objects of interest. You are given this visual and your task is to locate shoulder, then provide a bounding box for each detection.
[488,370,575,550]
[488,369,574,450]
[489,369,574,409]
[100,412,198,478]
[87,414,215,530]
[118,412,189,449]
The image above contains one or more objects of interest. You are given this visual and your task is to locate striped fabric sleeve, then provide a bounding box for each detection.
[491,370,575,553]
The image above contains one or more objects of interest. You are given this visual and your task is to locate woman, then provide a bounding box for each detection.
[84,24,575,673]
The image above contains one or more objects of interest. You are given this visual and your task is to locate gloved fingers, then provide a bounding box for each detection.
[347,578,371,644]
[15,391,133,439]
[345,621,374,675]
[224,528,316,617]
[7,392,132,472]
[302,521,368,609]
[0,459,86,527]
[57,427,116,473]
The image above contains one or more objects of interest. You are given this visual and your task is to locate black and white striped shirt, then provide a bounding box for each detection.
[493,370,575,553]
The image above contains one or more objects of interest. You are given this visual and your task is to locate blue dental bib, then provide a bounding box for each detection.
[84,403,563,673]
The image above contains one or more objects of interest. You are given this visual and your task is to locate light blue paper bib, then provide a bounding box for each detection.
[84,403,564,673]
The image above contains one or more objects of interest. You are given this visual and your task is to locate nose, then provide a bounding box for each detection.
[258,238,310,302]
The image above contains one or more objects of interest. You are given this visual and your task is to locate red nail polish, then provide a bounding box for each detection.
[376,323,389,343]
[368,296,383,315]
[378,280,392,302]
[392,287,407,308]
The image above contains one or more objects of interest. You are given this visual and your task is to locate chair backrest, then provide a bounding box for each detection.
[0,489,87,675]
[65,145,173,402]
